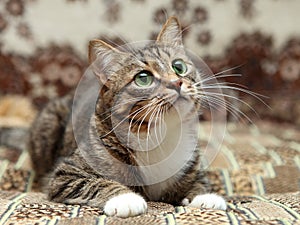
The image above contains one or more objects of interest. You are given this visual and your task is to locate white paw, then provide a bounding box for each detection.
[104,193,147,217]
[182,193,227,210]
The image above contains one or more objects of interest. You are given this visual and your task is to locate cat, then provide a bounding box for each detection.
[28,16,227,218]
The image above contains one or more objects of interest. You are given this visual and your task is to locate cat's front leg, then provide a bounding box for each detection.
[47,153,147,217]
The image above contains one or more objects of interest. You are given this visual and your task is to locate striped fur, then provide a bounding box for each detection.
[29,17,225,217]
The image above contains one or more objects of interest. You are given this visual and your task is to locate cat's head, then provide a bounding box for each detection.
[89,17,202,139]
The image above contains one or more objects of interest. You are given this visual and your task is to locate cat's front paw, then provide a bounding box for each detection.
[182,193,227,210]
[104,193,147,217]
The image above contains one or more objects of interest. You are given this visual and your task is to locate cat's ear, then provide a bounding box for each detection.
[89,39,121,64]
[156,16,183,46]
[89,39,127,88]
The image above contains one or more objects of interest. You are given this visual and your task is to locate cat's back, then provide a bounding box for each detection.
[29,92,76,180]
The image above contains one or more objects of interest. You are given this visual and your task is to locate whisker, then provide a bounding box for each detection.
[194,90,260,117]
[153,101,165,153]
[146,101,161,151]
[199,74,242,84]
[196,64,243,82]
[127,99,161,147]
[199,94,254,123]
[213,64,245,76]
[144,101,165,165]
[201,81,249,91]
[98,97,147,123]
[199,85,270,109]
[158,102,167,157]
[136,100,162,151]
[102,100,158,138]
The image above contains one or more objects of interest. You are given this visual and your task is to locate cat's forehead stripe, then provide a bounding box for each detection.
[131,48,164,74]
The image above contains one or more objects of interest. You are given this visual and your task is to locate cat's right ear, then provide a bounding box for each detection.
[89,39,126,88]
[89,39,120,64]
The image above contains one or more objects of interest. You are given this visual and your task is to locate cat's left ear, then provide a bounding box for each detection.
[156,16,183,46]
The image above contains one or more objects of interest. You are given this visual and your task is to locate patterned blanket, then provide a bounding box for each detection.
[0,98,299,225]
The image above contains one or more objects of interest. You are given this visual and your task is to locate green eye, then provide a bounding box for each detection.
[172,59,187,76]
[134,71,154,87]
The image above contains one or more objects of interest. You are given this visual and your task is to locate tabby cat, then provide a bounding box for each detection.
[29,17,227,218]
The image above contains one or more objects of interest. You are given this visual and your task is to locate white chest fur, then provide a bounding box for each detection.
[135,108,199,201]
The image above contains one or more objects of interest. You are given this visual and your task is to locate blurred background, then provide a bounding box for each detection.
[0,0,300,126]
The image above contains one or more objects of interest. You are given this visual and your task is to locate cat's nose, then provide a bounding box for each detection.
[167,79,183,93]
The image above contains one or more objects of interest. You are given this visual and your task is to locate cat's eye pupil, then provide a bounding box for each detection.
[134,71,154,87]
[139,75,148,83]
[172,59,187,75]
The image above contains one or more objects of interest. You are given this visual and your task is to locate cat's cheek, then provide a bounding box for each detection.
[182,193,227,210]
[104,193,147,217]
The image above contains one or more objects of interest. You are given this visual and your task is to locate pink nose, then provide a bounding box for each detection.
[167,79,183,93]
[173,79,183,88]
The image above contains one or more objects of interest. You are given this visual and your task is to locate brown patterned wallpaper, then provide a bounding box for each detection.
[0,0,300,124]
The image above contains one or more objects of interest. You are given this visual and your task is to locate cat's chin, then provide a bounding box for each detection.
[170,96,198,119]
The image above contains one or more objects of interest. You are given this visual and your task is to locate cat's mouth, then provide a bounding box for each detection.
[127,98,170,133]
[127,94,192,134]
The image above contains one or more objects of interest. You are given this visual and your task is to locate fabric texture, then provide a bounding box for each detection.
[0,98,299,224]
